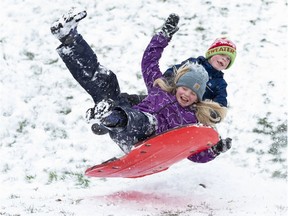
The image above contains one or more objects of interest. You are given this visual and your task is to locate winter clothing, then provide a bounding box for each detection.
[187,148,217,163]
[133,34,199,135]
[159,13,180,40]
[102,109,128,129]
[91,123,109,135]
[164,56,228,107]
[57,35,121,104]
[205,37,237,69]
[53,12,219,162]
[175,64,209,101]
[188,138,232,163]
[123,37,234,107]
[106,107,157,153]
[56,34,155,153]
[211,137,232,155]
[50,8,87,44]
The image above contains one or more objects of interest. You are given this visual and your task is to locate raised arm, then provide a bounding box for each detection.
[141,14,180,91]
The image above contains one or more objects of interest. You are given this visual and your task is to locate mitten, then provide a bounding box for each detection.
[209,109,221,123]
[160,13,180,40]
[211,137,232,155]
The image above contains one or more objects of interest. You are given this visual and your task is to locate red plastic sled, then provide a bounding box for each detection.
[85,125,219,178]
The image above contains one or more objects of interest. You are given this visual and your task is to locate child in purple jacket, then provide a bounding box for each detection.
[51,8,231,162]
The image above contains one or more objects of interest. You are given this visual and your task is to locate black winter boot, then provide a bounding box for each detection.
[160,13,180,40]
[86,99,115,123]
[106,107,157,153]
[91,123,109,135]
[50,7,87,44]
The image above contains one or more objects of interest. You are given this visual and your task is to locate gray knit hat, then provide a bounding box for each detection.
[176,63,209,101]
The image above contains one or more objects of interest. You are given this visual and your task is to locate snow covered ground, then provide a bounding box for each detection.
[0,0,287,215]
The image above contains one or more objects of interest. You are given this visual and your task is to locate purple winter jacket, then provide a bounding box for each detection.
[133,34,217,163]
[133,34,198,134]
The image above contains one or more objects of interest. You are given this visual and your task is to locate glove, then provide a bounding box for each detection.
[209,109,221,124]
[211,138,232,155]
[160,13,180,39]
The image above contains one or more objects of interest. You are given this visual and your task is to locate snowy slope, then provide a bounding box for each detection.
[0,0,287,215]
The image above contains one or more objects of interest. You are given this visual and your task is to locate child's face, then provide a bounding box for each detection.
[208,54,231,71]
[176,86,198,107]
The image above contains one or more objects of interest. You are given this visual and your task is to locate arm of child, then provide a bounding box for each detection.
[187,138,232,163]
[212,80,228,107]
[141,34,170,90]
[141,14,180,91]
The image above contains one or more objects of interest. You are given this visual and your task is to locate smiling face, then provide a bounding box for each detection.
[208,54,231,71]
[175,86,198,107]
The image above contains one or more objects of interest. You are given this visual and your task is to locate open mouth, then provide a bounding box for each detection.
[217,60,224,67]
[180,96,189,104]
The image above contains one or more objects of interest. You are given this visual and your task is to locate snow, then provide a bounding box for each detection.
[0,0,287,215]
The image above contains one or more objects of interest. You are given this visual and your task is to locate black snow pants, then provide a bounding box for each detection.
[56,34,155,152]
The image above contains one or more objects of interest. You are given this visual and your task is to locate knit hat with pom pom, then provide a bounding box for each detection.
[205,37,237,69]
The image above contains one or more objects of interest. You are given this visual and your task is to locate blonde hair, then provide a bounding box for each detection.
[153,64,189,93]
[153,64,227,126]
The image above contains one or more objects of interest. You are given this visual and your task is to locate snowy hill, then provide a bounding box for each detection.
[0,0,287,215]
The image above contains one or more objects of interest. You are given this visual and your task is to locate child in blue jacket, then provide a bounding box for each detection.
[50,8,231,162]
[163,36,237,107]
